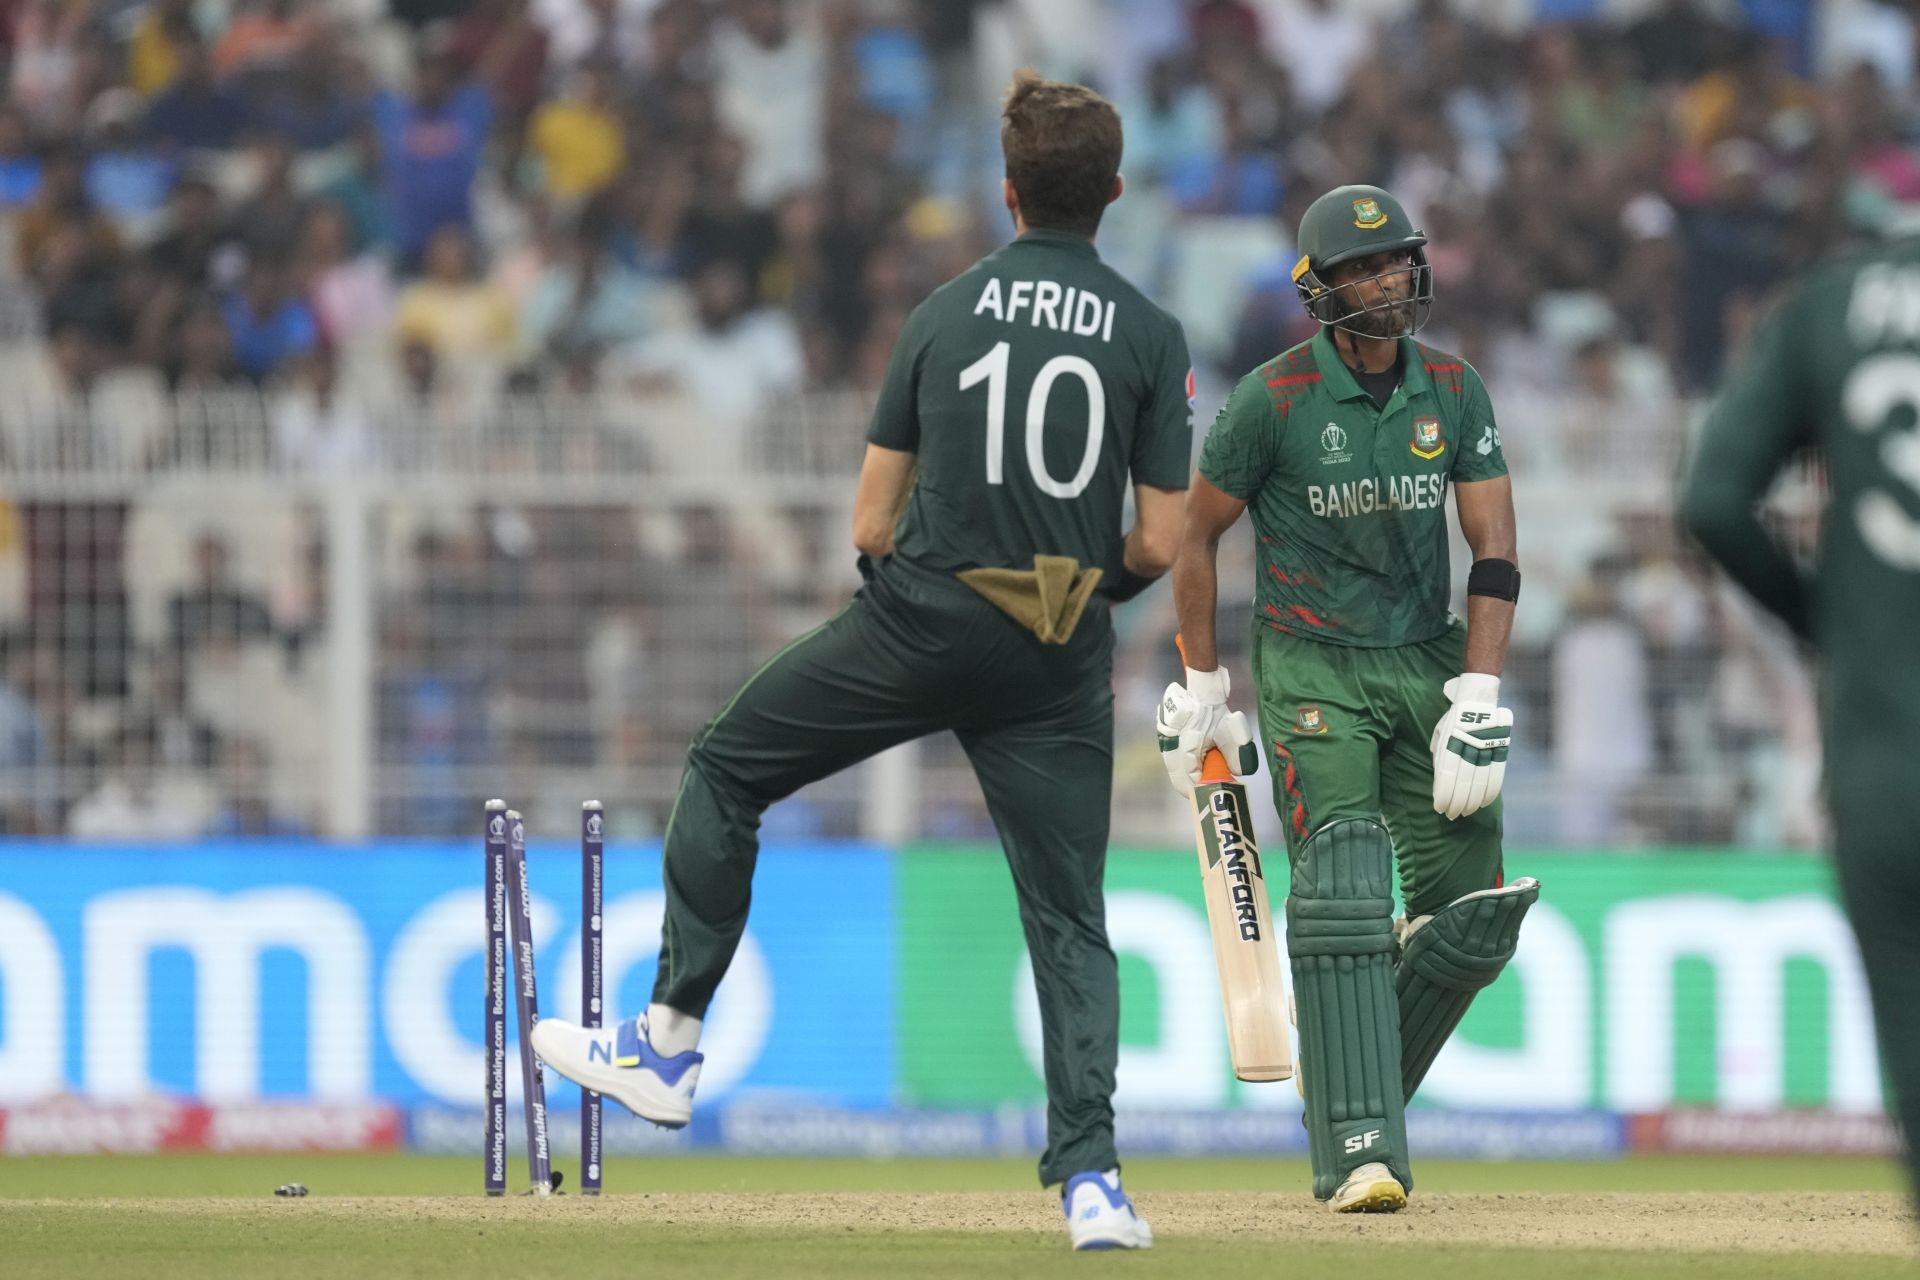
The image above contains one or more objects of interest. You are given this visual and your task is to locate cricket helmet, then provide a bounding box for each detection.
[1292,184,1433,337]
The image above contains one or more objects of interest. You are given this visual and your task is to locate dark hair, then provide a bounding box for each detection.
[999,70,1122,237]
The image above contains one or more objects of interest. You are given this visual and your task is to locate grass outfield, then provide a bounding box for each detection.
[0,1155,1911,1279]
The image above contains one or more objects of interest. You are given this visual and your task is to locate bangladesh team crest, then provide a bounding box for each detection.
[1411,416,1445,459]
[1295,706,1329,734]
[1352,197,1388,230]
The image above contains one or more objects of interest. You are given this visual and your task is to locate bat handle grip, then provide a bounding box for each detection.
[1175,634,1239,785]
[1198,746,1234,785]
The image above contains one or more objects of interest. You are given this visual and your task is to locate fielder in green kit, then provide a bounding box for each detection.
[1160,184,1539,1212]
[531,72,1190,1250]
[1681,237,1920,1206]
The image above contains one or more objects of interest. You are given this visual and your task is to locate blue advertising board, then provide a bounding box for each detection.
[0,841,894,1110]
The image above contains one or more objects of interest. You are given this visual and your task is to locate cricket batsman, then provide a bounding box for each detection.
[1162,184,1540,1212]
[532,71,1192,1250]
[1681,237,1920,1206]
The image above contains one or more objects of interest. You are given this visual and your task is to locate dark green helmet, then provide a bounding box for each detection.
[1292,184,1433,338]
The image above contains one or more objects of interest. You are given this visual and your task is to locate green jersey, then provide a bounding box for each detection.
[1681,239,1920,779]
[868,228,1193,578]
[1198,328,1508,648]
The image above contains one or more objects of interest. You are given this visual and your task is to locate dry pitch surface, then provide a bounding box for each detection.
[3,1157,1914,1279]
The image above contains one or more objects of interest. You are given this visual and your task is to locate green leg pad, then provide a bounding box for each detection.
[1396,877,1541,1102]
[1286,817,1410,1200]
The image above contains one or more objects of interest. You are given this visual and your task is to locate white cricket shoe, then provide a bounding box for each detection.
[1062,1170,1153,1250]
[529,1013,702,1129]
[1329,1161,1407,1214]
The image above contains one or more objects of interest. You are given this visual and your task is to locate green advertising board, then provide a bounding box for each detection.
[897,847,1877,1114]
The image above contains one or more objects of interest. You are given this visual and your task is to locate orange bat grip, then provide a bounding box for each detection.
[1174,633,1237,785]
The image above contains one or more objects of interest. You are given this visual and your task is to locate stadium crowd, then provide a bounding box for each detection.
[0,0,1902,845]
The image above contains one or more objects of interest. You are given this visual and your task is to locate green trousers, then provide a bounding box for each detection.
[1828,771,1920,1207]
[652,555,1121,1186]
[1251,621,1504,916]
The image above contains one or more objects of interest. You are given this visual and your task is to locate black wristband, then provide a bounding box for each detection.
[1467,558,1521,602]
[1103,567,1162,603]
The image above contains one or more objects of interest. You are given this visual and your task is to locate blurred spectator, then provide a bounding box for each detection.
[212,0,321,85]
[1552,558,1653,845]
[1623,0,1732,87]
[139,651,221,770]
[537,0,656,74]
[679,134,777,285]
[621,256,803,474]
[1263,0,1372,117]
[223,257,320,381]
[450,0,551,127]
[298,202,395,358]
[528,58,625,204]
[251,27,370,152]
[1165,94,1281,215]
[394,223,516,363]
[146,175,238,292]
[1123,56,1221,188]
[319,125,393,255]
[1675,29,1816,151]
[164,297,244,392]
[16,146,118,287]
[1679,138,1787,388]
[231,135,310,265]
[521,220,655,362]
[0,108,42,208]
[272,348,378,470]
[714,0,825,206]
[81,90,174,235]
[144,36,245,152]
[129,0,198,97]
[206,738,306,836]
[167,533,274,653]
[10,0,92,130]
[68,719,217,839]
[0,635,57,833]
[373,47,493,268]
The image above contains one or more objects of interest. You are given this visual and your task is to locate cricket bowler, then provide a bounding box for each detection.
[1162,183,1540,1212]
[533,71,1191,1250]
[1681,235,1920,1206]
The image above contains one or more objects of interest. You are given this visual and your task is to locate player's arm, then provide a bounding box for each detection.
[857,302,929,560]
[1156,375,1269,792]
[1454,475,1517,677]
[1113,483,1182,579]
[1171,474,1247,672]
[1109,319,1200,602]
[852,443,916,558]
[1678,287,1813,638]
[1431,372,1519,821]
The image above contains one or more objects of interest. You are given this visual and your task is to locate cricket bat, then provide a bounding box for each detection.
[1178,639,1293,1082]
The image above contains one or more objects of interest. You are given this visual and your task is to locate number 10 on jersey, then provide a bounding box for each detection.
[960,341,1107,499]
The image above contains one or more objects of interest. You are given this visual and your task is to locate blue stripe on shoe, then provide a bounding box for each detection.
[1062,1171,1130,1214]
[615,1017,703,1085]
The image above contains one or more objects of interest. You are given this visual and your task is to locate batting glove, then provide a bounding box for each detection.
[1429,673,1512,820]
[1157,666,1258,796]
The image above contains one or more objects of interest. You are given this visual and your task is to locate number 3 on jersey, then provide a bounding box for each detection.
[959,341,1106,499]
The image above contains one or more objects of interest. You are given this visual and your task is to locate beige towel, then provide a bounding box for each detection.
[958,555,1105,645]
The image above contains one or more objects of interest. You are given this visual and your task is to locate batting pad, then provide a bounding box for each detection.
[1285,817,1410,1200]
[1396,878,1540,1102]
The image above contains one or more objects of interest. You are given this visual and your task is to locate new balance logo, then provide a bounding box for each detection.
[1342,1129,1383,1154]
[588,1040,613,1065]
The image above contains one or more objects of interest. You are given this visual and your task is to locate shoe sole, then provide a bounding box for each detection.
[1331,1180,1407,1214]
[529,1025,692,1129]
